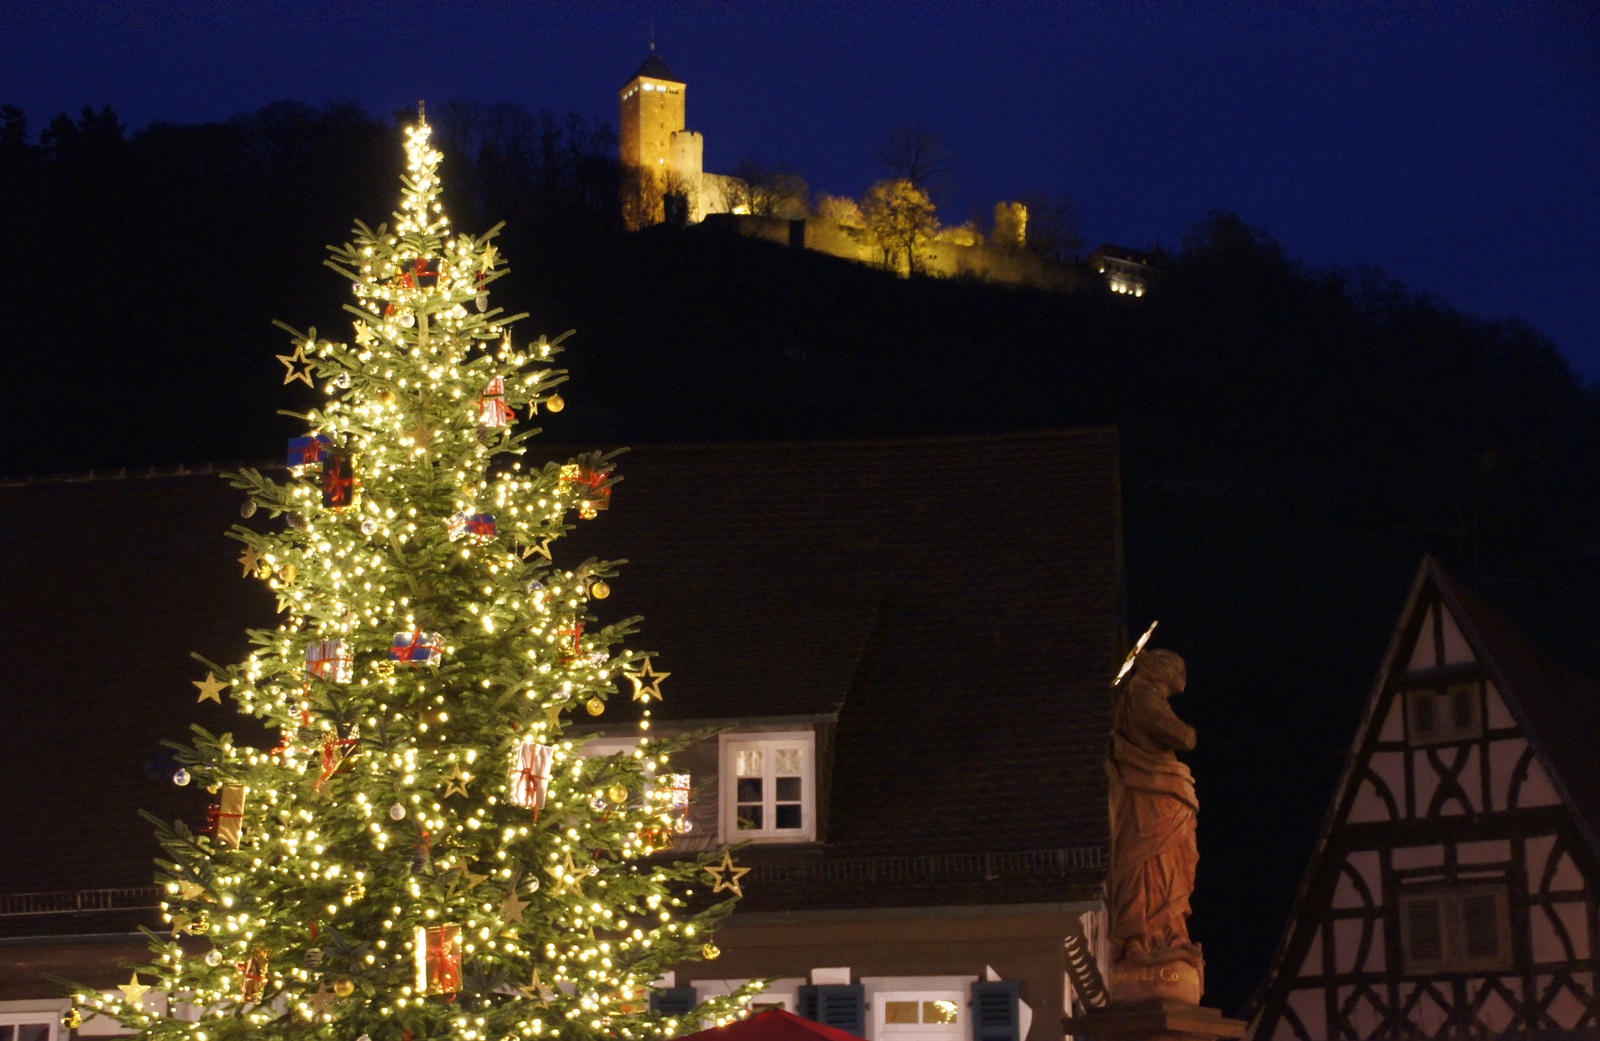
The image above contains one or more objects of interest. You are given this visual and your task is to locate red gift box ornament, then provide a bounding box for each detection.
[390,631,443,666]
[305,639,353,683]
[509,739,555,819]
[315,725,360,793]
[322,451,357,511]
[559,463,612,520]
[414,924,463,995]
[478,377,515,428]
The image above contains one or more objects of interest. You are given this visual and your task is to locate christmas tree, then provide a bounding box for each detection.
[72,114,753,1041]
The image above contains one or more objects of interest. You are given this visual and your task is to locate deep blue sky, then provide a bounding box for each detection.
[6,1,1598,379]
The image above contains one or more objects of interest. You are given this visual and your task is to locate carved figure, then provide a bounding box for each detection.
[1106,647,1203,1001]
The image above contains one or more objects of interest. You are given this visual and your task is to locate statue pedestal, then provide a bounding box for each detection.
[1064,1000,1246,1041]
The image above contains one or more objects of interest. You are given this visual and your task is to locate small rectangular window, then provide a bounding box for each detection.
[720,732,816,842]
[1406,685,1482,746]
[1399,883,1510,972]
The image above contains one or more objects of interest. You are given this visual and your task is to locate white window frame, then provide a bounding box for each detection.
[0,1001,67,1041]
[860,977,978,1041]
[718,730,816,842]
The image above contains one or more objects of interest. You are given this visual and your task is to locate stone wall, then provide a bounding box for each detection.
[702,214,1083,292]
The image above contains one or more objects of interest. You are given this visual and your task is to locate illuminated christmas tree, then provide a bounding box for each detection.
[72,114,751,1041]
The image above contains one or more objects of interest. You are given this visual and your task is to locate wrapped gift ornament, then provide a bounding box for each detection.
[214,784,247,848]
[658,772,692,830]
[239,947,269,1002]
[509,739,555,819]
[306,639,353,683]
[448,512,497,543]
[560,463,612,518]
[390,631,443,666]
[414,924,463,995]
[321,451,358,511]
[287,434,333,468]
[478,377,515,428]
[315,724,360,792]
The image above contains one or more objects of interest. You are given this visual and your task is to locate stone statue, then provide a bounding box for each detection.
[1106,647,1204,1004]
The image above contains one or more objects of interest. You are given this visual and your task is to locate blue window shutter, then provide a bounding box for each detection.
[798,984,865,1036]
[650,987,697,1017]
[972,981,1020,1041]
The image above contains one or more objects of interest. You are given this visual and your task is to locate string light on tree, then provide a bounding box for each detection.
[70,110,758,1041]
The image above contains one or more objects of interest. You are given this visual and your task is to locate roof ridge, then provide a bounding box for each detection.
[2,428,1121,485]
[0,460,278,488]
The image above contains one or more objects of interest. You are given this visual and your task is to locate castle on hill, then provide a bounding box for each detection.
[617,53,1147,295]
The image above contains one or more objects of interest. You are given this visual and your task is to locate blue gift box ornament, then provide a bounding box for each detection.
[287,433,333,468]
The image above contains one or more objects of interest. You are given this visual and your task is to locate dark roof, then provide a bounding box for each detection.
[0,430,1122,917]
[628,53,683,86]
[1429,557,1600,860]
[1089,244,1154,266]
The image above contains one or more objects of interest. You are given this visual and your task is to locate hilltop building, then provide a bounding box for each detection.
[616,54,1085,293]
[619,53,741,229]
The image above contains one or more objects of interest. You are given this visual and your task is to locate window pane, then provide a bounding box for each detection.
[1,1026,15,1041]
[776,803,803,829]
[737,805,763,829]
[776,776,801,801]
[736,749,763,777]
[774,747,802,775]
[1462,892,1502,958]
[737,777,763,802]
[1407,897,1444,961]
[1413,696,1435,736]
[16,1026,48,1041]
[924,1001,959,1025]
[885,1002,919,1024]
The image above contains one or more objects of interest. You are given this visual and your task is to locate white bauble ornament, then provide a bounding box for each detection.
[173,768,191,786]
[389,802,406,820]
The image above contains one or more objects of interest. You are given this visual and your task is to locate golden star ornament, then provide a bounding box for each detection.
[238,546,263,577]
[193,672,228,704]
[442,764,470,799]
[628,659,670,703]
[545,851,586,897]
[703,851,751,898]
[118,973,150,1004]
[276,344,316,387]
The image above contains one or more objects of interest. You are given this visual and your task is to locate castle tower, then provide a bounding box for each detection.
[619,53,688,229]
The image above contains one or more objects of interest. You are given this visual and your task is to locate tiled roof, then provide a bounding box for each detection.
[0,430,1121,917]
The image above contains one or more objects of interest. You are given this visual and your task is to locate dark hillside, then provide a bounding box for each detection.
[3,102,1598,1016]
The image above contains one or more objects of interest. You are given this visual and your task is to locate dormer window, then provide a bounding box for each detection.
[719,731,815,842]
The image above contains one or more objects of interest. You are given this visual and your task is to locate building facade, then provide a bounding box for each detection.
[1,430,1126,1041]
[1248,557,1600,1041]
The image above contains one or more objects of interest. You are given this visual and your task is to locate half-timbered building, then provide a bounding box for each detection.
[1249,556,1600,1041]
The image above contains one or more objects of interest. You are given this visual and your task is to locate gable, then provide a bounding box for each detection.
[1249,558,1600,1041]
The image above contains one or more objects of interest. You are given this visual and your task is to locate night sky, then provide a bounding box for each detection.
[5,1,1598,379]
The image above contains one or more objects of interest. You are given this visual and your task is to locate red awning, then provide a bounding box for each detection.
[676,1008,866,1041]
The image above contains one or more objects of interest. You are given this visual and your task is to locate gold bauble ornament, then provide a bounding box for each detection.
[280,564,297,584]
[378,389,397,406]
[586,697,605,716]
[607,784,629,804]
[702,943,721,960]
[545,393,565,413]
[334,977,355,998]
[345,881,365,901]
[63,1008,82,1029]
[190,910,210,934]
[589,580,610,600]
